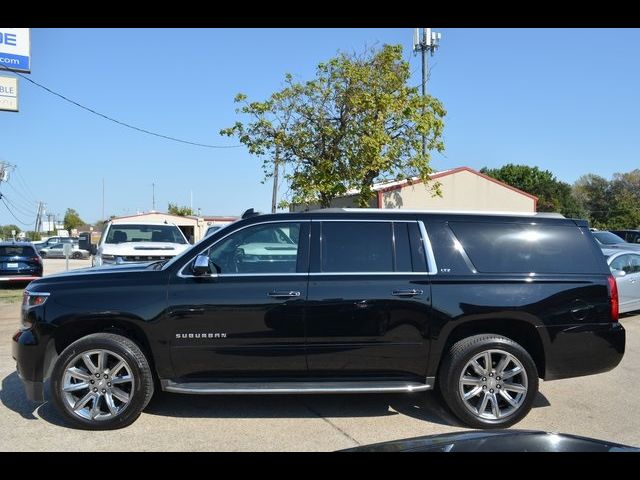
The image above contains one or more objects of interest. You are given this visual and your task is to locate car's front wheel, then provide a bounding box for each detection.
[438,334,539,429]
[51,333,154,430]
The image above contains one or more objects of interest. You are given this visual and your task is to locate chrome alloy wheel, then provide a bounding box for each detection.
[458,349,528,420]
[61,349,135,421]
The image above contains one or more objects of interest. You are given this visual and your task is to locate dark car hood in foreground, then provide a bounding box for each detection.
[32,262,158,281]
[340,430,639,452]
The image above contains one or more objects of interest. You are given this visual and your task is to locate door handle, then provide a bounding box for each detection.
[392,289,424,297]
[267,290,301,299]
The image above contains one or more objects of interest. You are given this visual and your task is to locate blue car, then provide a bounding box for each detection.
[0,242,43,283]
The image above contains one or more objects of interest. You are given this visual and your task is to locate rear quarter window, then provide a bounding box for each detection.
[448,222,605,274]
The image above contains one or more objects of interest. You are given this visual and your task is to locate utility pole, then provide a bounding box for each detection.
[102,178,105,222]
[190,190,193,214]
[413,28,442,156]
[271,145,280,214]
[152,182,156,211]
[34,201,44,234]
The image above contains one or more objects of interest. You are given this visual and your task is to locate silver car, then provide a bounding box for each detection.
[604,248,640,314]
[592,231,640,252]
[39,243,90,259]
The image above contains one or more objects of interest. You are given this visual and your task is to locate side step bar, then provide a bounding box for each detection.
[161,378,435,395]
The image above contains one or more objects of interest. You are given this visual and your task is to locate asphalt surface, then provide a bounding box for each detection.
[0,258,638,451]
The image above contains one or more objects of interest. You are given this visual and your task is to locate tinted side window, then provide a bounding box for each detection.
[422,222,473,275]
[449,222,605,274]
[207,222,301,274]
[321,222,393,273]
[393,223,413,272]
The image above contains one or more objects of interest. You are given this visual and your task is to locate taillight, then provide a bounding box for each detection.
[30,256,41,264]
[607,275,619,322]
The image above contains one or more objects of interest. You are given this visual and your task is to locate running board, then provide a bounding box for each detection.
[161,378,435,395]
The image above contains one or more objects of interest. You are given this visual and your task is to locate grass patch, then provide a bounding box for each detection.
[0,287,25,304]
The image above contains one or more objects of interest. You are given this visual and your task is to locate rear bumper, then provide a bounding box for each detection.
[541,322,625,380]
[0,274,42,282]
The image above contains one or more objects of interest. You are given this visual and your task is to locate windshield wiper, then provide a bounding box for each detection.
[147,259,169,270]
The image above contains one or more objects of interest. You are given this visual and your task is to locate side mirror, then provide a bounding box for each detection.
[192,254,213,276]
[611,269,626,278]
[90,244,97,255]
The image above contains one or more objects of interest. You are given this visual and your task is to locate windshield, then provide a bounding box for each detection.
[593,231,626,245]
[105,224,187,245]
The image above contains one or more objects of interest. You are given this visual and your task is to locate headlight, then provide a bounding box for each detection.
[22,291,50,308]
[100,254,115,264]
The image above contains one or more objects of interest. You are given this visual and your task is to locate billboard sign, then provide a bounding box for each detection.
[0,29,31,73]
[0,75,18,112]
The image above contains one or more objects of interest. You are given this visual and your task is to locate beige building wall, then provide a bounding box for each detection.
[290,194,376,212]
[380,169,536,212]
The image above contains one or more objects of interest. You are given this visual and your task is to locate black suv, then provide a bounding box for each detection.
[12,209,625,430]
[611,230,640,245]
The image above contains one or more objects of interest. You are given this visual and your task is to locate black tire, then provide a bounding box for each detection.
[51,333,154,430]
[438,334,538,429]
[39,251,46,258]
[71,252,83,259]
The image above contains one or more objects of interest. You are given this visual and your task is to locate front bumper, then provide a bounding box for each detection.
[12,328,55,402]
[541,322,625,380]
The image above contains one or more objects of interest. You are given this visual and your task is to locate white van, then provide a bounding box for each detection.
[94,221,191,266]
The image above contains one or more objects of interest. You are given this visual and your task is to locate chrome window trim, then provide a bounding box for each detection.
[24,291,50,297]
[177,217,439,279]
[418,220,438,275]
[177,219,310,279]
[315,219,416,223]
[309,272,430,276]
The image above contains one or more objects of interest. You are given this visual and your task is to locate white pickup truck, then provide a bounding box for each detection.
[94,221,191,266]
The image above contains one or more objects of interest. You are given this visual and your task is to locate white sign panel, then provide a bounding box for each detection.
[0,28,31,73]
[0,75,18,112]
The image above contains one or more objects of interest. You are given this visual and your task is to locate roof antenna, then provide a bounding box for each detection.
[241,208,260,220]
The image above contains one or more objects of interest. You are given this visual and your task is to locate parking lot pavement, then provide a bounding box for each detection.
[0,291,638,450]
[42,257,92,276]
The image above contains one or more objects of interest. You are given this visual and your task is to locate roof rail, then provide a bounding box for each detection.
[309,208,564,217]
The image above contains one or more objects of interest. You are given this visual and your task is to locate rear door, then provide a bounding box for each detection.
[305,218,433,380]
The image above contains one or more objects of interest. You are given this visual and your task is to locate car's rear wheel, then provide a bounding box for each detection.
[438,334,538,429]
[71,251,83,259]
[51,333,154,430]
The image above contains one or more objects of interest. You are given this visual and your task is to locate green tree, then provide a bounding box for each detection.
[573,174,613,229]
[480,164,585,218]
[168,203,193,216]
[0,224,21,239]
[63,208,84,233]
[221,44,446,208]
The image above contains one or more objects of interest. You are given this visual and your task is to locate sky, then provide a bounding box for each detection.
[1,28,639,227]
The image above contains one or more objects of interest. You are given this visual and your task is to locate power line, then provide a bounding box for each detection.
[15,167,38,200]
[4,181,37,211]
[0,64,242,150]
[1,193,36,218]
[0,196,33,226]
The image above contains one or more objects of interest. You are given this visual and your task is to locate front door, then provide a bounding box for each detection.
[168,221,310,379]
[305,219,432,380]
